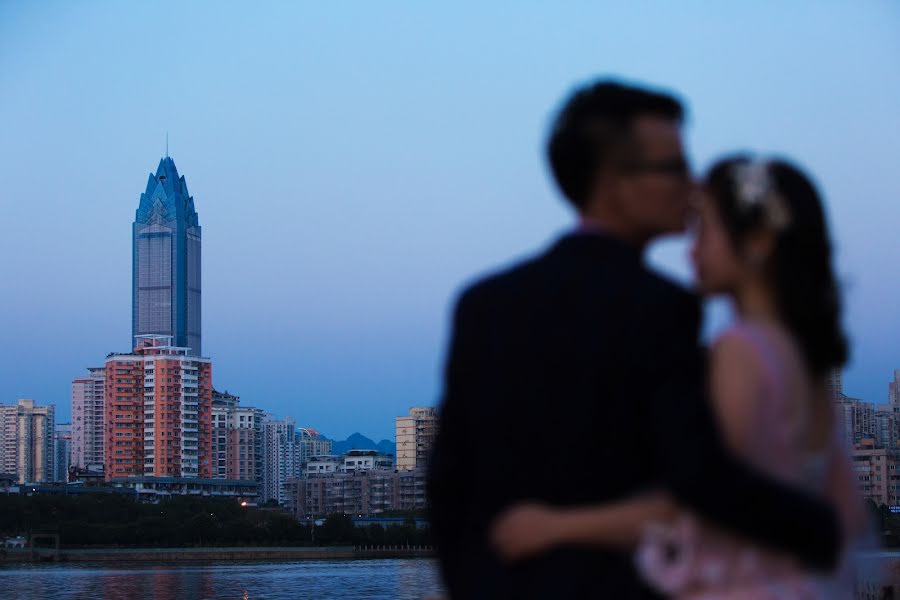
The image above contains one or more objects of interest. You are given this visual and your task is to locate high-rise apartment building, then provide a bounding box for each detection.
[226,406,263,481]
[0,399,55,484]
[54,423,72,482]
[836,396,876,447]
[826,370,844,400]
[105,335,213,481]
[851,439,899,506]
[875,408,900,450]
[72,367,106,470]
[133,156,202,356]
[890,370,900,407]
[105,351,145,480]
[298,427,332,466]
[0,404,16,477]
[829,372,879,448]
[396,406,437,471]
[212,406,227,479]
[211,391,264,482]
[212,390,236,479]
[261,416,300,505]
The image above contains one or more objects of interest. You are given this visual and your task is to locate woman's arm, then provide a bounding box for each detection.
[490,492,676,562]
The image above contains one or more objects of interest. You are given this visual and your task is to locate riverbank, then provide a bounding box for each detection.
[0,546,434,563]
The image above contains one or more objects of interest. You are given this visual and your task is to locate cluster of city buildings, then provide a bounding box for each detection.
[0,390,437,515]
[834,370,900,507]
[285,407,437,519]
[67,341,340,504]
[18,152,897,518]
[0,156,440,516]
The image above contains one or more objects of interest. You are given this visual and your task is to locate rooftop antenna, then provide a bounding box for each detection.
[166,132,169,158]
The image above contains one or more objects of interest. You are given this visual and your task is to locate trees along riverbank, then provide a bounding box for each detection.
[0,494,431,548]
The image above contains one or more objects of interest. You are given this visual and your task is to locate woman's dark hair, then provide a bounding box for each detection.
[547,79,684,209]
[706,155,848,377]
[705,155,848,378]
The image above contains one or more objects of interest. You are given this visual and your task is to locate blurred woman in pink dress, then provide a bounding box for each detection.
[490,156,869,598]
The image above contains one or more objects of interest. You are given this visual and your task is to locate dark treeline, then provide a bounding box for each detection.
[869,500,900,548]
[0,494,431,548]
[316,513,430,547]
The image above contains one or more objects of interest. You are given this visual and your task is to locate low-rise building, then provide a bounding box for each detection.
[306,455,342,477]
[304,450,393,477]
[0,472,16,492]
[4,536,27,548]
[341,449,393,473]
[109,476,258,500]
[285,468,428,519]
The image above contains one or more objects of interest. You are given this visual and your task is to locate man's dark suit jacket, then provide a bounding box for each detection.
[427,232,840,599]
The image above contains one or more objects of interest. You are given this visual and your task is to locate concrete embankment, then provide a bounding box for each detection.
[0,546,434,563]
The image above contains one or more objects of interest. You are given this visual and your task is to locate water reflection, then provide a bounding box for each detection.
[0,559,444,600]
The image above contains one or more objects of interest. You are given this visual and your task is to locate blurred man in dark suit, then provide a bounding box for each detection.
[427,79,842,599]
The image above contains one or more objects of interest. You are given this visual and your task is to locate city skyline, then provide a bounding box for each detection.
[1,3,899,442]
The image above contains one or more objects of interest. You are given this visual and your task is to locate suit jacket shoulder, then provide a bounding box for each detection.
[452,252,545,320]
[636,265,700,313]
[630,265,702,342]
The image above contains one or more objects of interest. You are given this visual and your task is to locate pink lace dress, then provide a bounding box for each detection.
[635,322,852,599]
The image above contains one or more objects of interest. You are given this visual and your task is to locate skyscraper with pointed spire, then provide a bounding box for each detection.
[133,156,202,355]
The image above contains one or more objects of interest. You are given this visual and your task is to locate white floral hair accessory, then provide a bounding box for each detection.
[732,160,791,231]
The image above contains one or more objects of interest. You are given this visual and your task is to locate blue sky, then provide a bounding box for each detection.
[1,2,898,441]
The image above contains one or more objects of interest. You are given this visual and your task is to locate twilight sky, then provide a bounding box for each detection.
[1,2,898,441]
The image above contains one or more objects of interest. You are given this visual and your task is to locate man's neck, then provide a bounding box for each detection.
[577,216,648,251]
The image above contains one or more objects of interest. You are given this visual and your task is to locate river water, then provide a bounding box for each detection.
[0,559,445,599]
[6,553,898,598]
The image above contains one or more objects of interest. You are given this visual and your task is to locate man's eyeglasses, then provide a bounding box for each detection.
[620,157,692,179]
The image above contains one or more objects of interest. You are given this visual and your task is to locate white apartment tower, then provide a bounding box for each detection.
[72,367,106,470]
[262,416,300,505]
[0,399,55,484]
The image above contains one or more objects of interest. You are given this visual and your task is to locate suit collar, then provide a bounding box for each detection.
[550,229,644,263]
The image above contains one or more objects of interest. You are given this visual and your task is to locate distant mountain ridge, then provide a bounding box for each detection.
[328,432,395,456]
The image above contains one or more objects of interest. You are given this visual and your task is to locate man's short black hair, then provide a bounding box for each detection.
[547,79,685,209]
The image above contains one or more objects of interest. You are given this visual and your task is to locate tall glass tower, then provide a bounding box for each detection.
[132,156,201,355]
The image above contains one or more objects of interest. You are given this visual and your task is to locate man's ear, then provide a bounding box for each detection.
[581,170,615,219]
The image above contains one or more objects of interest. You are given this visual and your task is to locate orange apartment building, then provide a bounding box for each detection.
[105,335,213,480]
